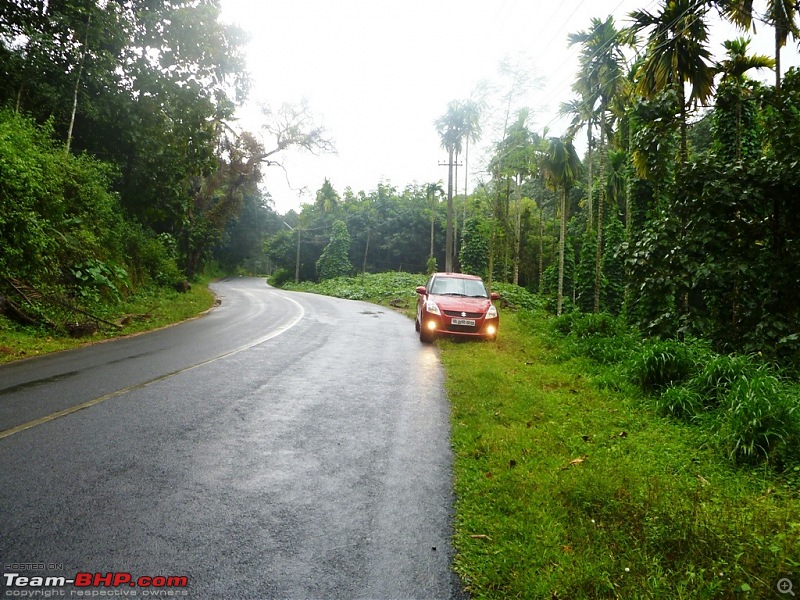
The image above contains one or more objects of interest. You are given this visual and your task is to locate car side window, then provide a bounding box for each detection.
[426,276,434,292]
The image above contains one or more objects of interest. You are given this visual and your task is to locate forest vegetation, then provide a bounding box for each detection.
[2,1,799,595]
[2,0,798,370]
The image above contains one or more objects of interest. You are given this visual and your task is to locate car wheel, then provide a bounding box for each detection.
[419,326,434,344]
[415,317,420,332]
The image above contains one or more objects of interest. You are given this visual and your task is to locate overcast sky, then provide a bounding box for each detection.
[220,0,799,215]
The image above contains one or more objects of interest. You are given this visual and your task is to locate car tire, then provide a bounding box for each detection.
[415,318,420,332]
[419,326,434,344]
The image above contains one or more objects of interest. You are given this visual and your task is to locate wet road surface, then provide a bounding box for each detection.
[0,278,465,599]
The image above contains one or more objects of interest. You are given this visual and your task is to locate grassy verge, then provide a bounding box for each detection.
[275,273,799,598]
[446,310,799,598]
[0,279,216,363]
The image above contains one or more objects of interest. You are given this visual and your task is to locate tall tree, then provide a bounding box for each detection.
[542,137,582,316]
[629,0,715,165]
[570,15,628,312]
[435,101,467,272]
[425,181,444,259]
[714,37,774,159]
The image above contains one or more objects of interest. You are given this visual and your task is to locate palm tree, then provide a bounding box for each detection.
[435,101,467,272]
[460,98,483,199]
[425,182,444,259]
[560,92,597,231]
[629,0,715,165]
[570,15,629,312]
[766,0,800,91]
[542,136,582,316]
[715,36,775,158]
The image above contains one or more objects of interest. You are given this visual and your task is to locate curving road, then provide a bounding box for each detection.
[0,278,465,599]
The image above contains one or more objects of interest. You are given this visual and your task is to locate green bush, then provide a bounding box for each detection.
[425,256,438,275]
[268,268,293,288]
[718,373,799,466]
[656,385,704,421]
[691,353,761,408]
[491,282,544,312]
[630,339,700,393]
[316,220,352,281]
[570,313,622,338]
[551,312,579,336]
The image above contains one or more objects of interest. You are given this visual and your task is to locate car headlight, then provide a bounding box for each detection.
[486,305,498,319]
[426,299,441,315]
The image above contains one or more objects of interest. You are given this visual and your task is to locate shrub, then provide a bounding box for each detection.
[425,256,438,275]
[630,339,699,393]
[718,373,799,465]
[492,282,544,312]
[552,313,579,336]
[656,386,704,421]
[269,268,293,288]
[571,313,621,338]
[691,354,761,408]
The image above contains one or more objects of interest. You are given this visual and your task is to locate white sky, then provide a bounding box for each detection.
[220,0,800,214]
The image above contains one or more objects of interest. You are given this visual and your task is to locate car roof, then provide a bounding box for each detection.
[432,272,483,281]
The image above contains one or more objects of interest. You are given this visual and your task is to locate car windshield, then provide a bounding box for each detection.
[430,277,488,298]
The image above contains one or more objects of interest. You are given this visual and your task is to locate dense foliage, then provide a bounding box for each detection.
[0,0,289,329]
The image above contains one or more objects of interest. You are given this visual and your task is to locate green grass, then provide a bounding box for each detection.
[285,274,800,599]
[445,311,799,598]
[281,271,426,306]
[0,280,216,363]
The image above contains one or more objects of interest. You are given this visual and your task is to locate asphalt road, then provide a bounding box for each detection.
[0,278,466,599]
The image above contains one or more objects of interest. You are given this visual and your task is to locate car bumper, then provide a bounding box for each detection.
[421,315,499,339]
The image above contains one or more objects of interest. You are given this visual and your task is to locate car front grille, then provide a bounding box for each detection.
[443,310,483,318]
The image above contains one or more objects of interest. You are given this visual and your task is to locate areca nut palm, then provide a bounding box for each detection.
[425,181,444,259]
[569,15,628,312]
[542,136,582,316]
[435,101,467,272]
[629,0,715,165]
[709,0,798,90]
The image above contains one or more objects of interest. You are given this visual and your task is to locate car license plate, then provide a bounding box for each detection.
[451,318,476,326]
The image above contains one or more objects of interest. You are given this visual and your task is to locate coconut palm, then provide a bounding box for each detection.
[542,137,582,316]
[629,0,715,165]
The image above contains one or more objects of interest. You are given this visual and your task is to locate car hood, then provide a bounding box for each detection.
[430,295,492,313]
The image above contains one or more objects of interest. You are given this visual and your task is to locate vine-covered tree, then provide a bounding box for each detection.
[316,220,353,281]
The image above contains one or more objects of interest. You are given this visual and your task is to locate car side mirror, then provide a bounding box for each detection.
[490,292,500,300]
[416,286,427,295]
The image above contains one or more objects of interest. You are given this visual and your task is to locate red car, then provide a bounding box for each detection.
[415,272,500,343]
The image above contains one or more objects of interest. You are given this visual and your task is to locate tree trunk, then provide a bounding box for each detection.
[538,212,544,294]
[66,13,91,155]
[679,83,688,167]
[445,146,454,272]
[429,213,435,258]
[453,153,460,264]
[513,175,522,285]
[776,27,782,92]
[586,122,594,232]
[557,188,567,316]
[593,122,606,313]
[363,230,370,274]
